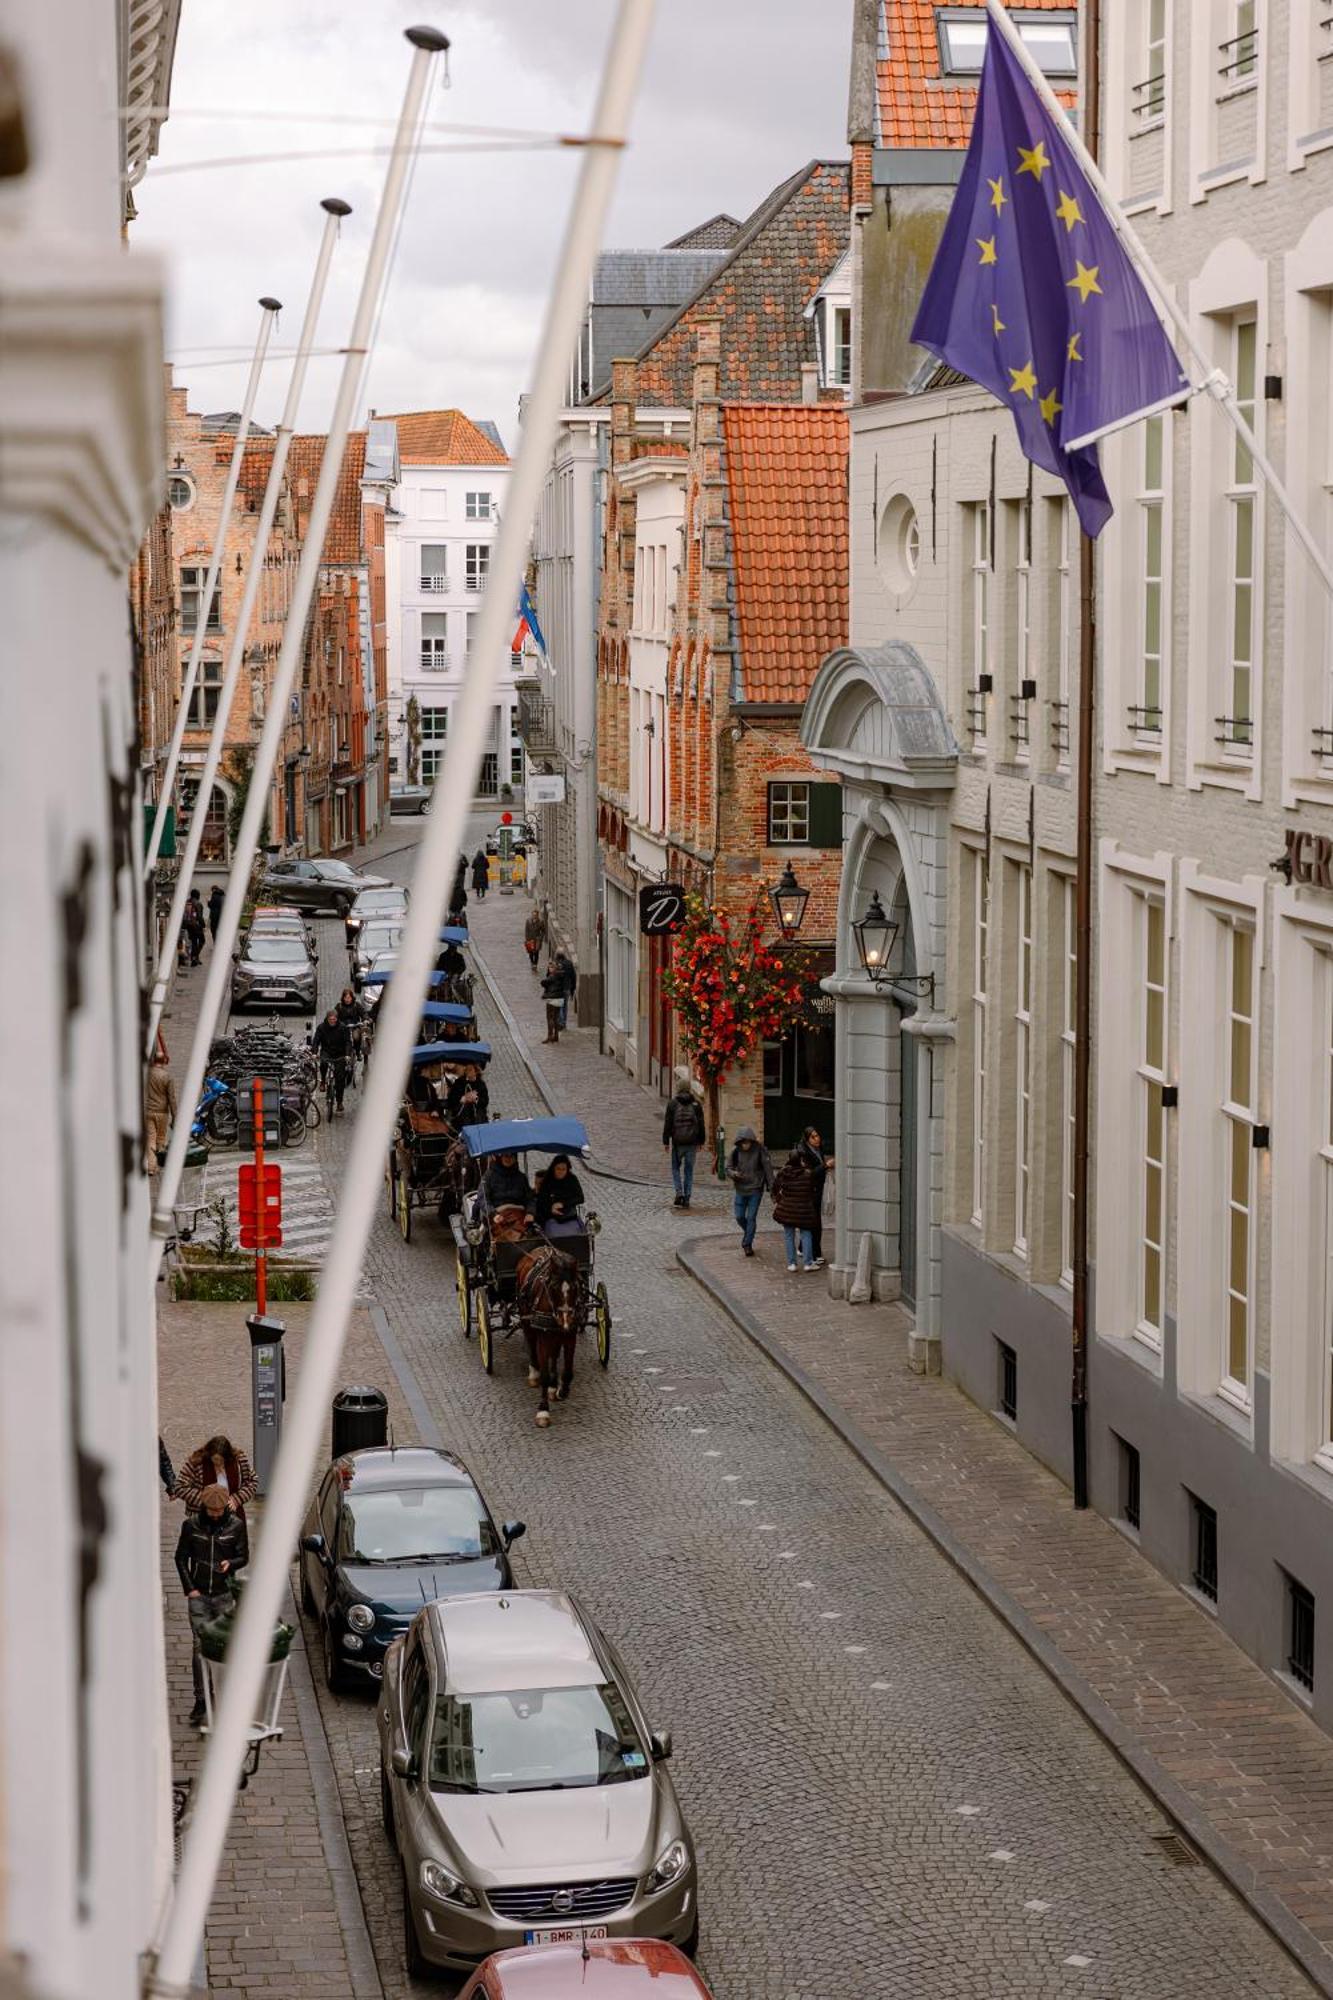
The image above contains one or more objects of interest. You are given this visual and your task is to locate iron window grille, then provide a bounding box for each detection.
[1218,26,1258,81]
[1130,71,1166,118]
[1190,1495,1219,1602]
[997,1340,1018,1422]
[1119,1437,1141,1531]
[1312,726,1333,760]
[1009,691,1033,754]
[1214,713,1254,750]
[1049,698,1070,761]
[1127,704,1164,736]
[967,680,992,743]
[1287,1577,1315,1692]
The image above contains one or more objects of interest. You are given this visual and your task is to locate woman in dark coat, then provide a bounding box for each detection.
[531,1152,586,1237]
[445,1063,489,1128]
[471,848,489,899]
[797,1125,831,1268]
[771,1149,819,1273]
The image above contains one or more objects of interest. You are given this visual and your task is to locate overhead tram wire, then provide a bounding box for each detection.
[141,136,568,178]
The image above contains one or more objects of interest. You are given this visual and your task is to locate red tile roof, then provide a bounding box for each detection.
[380,409,508,467]
[238,437,275,508]
[877,0,1076,148]
[288,431,367,564]
[722,404,848,704]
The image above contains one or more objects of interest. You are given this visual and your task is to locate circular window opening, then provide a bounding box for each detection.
[879,494,920,595]
[168,473,195,511]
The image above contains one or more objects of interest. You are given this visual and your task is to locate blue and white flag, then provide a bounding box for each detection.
[910,6,1190,536]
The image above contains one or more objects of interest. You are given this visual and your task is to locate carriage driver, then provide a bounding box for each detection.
[483,1148,531,1219]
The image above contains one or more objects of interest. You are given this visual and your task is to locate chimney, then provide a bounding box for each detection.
[801,363,819,405]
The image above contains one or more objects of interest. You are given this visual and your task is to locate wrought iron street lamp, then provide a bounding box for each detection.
[770,862,810,941]
[853,890,898,984]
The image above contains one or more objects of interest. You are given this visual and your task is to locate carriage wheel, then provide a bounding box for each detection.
[456,1256,472,1339]
[477,1292,494,1375]
[386,1153,398,1220]
[594,1281,612,1369]
[396,1169,412,1243]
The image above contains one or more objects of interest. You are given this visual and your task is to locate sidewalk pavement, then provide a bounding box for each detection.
[679,1227,1333,1995]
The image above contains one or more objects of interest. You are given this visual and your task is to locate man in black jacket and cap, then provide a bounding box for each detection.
[175,1484,249,1722]
[662,1080,706,1210]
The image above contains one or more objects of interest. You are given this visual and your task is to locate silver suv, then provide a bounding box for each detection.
[378,1590,698,1977]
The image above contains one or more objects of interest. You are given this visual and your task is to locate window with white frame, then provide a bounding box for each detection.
[968,503,991,747]
[421,611,448,672]
[1134,416,1166,738]
[465,543,490,593]
[822,304,852,387]
[465,491,493,520]
[1222,317,1258,752]
[1014,862,1033,1257]
[1320,952,1333,1466]
[186,656,224,730]
[633,549,645,629]
[972,848,991,1227]
[1223,0,1258,83]
[937,9,1078,76]
[420,543,447,592]
[768,782,810,845]
[655,546,667,633]
[420,704,447,782]
[1060,875,1077,1286]
[1136,894,1168,1346]
[1048,498,1073,769]
[1314,286,1333,765]
[180,565,221,635]
[1136,0,1167,121]
[1221,920,1257,1406]
[1013,500,1032,760]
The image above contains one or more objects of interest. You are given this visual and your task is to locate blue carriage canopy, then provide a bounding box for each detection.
[438,924,470,946]
[419,1000,474,1024]
[462,1115,590,1160]
[409,1041,492,1068]
[361,966,449,989]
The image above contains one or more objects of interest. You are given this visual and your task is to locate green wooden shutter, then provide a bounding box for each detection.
[808,782,842,849]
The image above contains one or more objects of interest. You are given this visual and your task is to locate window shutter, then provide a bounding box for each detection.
[808,782,842,848]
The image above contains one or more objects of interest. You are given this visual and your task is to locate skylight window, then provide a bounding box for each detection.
[937,9,1079,79]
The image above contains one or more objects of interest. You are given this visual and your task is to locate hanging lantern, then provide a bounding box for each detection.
[853,890,899,985]
[769,863,810,942]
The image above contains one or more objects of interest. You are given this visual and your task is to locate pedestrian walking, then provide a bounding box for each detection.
[471,847,489,900]
[158,1435,177,1497]
[175,1485,249,1723]
[555,949,576,1030]
[523,910,543,971]
[797,1125,832,1269]
[772,1146,820,1272]
[662,1080,706,1210]
[726,1126,773,1256]
[175,1433,257,1517]
[206,884,224,941]
[540,959,565,1042]
[144,1048,178,1177]
[184,889,206,965]
[448,883,468,927]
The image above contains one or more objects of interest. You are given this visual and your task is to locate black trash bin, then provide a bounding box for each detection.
[331,1385,388,1459]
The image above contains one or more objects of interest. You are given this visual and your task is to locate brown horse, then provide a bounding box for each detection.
[516,1241,587,1427]
[436,1136,477,1220]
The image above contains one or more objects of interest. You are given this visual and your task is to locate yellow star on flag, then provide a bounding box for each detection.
[1055,189,1084,233]
[977,236,998,266]
[1067,331,1083,362]
[991,302,1006,336]
[1009,359,1038,401]
[1067,260,1103,303]
[1017,140,1051,181]
[1039,387,1063,426]
[988,176,1007,215]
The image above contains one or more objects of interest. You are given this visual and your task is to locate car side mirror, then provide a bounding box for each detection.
[650,1728,672,1763]
[300,1533,325,1556]
[390,1746,417,1781]
[501,1520,526,1549]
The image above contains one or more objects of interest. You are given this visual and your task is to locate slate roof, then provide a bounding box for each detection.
[877,0,1076,148]
[379,409,509,468]
[288,431,368,563]
[624,161,851,408]
[664,214,743,251]
[722,404,848,705]
[583,247,732,398]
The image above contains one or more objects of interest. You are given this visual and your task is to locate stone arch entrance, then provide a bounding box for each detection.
[801,641,958,1348]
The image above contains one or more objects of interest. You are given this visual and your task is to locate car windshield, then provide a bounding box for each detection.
[360,924,403,954]
[316,861,359,882]
[247,938,308,963]
[356,891,406,914]
[427,1683,648,1795]
[340,1486,497,1564]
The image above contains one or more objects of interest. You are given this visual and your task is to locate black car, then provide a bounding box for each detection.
[298,1446,524,1690]
[261,856,389,916]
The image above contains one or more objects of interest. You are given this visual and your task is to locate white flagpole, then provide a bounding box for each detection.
[984,0,1333,603]
[143,4,654,1992]
[144,298,282,879]
[145,30,445,1286]
[145,198,351,1060]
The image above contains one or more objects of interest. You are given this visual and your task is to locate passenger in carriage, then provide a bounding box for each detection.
[436,940,466,979]
[406,1060,446,1114]
[445,1062,489,1128]
[483,1149,531,1216]
[531,1152,586,1241]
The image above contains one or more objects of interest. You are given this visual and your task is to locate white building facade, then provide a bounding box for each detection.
[380,414,524,802]
[1090,0,1333,1720]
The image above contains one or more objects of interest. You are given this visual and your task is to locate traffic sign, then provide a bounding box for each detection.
[237,1162,283,1249]
[639,882,687,935]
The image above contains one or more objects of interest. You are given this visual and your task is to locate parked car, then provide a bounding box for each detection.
[389,785,433,817]
[380,1590,697,1978]
[246,906,315,950]
[458,1941,715,1999]
[300,1446,524,1692]
[351,919,406,985]
[261,855,388,915]
[346,884,409,950]
[230,931,318,1014]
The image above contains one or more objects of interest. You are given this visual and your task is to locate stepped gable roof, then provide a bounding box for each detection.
[381,409,509,467]
[722,403,848,704]
[288,431,367,563]
[877,0,1077,148]
[624,160,851,407]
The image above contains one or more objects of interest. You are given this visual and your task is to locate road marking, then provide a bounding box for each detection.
[776,1551,798,1559]
[689,1426,709,1434]
[1063,1956,1092,1969]
[736,1498,757,1507]
[703,1449,722,1458]
[660,1384,677,1392]
[796,1580,814,1590]
[820,1610,842,1620]
[722,1473,741,1482]
[955,1805,981,1817]
[757,1522,777,1530]
[1024,1900,1051,1914]
[644,1366,663,1375]
[988,1850,1015,1863]
[844,1644,866,1655]
[870,1680,892,1690]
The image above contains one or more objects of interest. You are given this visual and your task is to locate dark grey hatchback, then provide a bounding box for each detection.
[299,1447,525,1691]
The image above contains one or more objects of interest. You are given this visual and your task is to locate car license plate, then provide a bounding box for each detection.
[524,1926,608,1947]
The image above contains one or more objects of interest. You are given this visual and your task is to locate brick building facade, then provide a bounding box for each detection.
[131,477,177,841]
[289,431,372,853]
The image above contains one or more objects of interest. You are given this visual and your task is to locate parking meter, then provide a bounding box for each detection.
[247,1313,287,1495]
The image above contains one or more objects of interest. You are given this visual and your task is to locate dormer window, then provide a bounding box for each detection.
[936,8,1079,79]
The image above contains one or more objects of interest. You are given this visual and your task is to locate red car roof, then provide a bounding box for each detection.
[465,1940,714,1998]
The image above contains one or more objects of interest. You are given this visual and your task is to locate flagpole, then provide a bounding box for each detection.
[983,0,1333,606]
[144,298,282,880]
[145,198,350,1060]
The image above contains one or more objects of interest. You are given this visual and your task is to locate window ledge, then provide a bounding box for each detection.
[1272,1450,1333,1509]
[1273,1669,1315,1713]
[1093,1322,1164,1378]
[1113,1516,1142,1549]
[1215,80,1259,107]
[1183,1582,1220,1620]
[1128,118,1165,140]
[1179,1384,1256,1448]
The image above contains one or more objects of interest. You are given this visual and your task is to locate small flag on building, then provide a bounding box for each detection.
[910,4,1190,537]
[511,580,548,658]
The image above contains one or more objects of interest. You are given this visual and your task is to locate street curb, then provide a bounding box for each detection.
[282,1579,386,2000]
[677,1238,1333,2000]
[369,1298,444,1450]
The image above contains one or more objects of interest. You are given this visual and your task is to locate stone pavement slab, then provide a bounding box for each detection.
[680,1228,1333,1996]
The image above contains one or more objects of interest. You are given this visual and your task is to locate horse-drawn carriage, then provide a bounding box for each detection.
[386,1040,492,1242]
[450,1117,612,1415]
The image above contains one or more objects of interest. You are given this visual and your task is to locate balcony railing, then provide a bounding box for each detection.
[464,575,488,593]
[1214,712,1254,749]
[1130,70,1166,119]
[516,686,558,757]
[420,650,450,673]
[420,573,448,593]
[1127,703,1163,737]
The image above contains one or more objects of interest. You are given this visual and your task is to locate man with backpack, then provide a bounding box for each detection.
[662,1079,706,1210]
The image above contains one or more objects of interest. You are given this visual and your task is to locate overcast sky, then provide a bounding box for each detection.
[134,1,850,443]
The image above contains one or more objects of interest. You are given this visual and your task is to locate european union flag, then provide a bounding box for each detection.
[910,7,1190,537]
